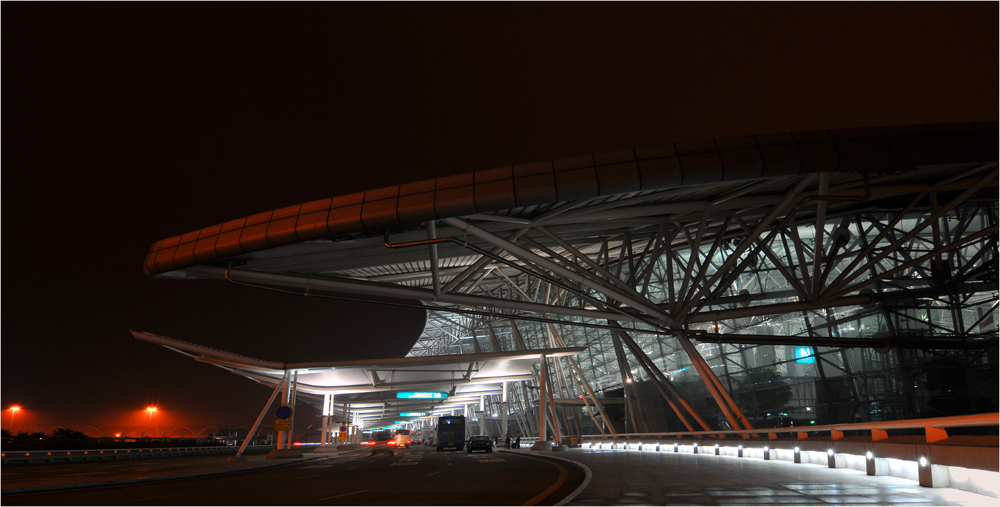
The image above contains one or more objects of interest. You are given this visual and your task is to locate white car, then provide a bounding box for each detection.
[394,430,412,448]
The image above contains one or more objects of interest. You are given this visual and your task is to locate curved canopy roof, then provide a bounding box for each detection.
[144,121,998,278]
[132,330,583,427]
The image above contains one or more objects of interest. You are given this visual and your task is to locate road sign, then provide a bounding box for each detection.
[338,431,347,441]
[395,391,448,399]
[275,419,292,431]
[275,406,292,419]
[340,425,347,432]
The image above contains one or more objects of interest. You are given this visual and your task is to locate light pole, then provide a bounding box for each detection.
[9,406,20,431]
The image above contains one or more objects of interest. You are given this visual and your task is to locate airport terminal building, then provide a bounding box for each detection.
[138,122,997,457]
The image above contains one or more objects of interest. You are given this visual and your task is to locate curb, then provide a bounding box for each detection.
[2,455,331,496]
[499,450,593,506]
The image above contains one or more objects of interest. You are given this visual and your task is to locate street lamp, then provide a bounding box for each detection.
[147,406,158,425]
[9,406,20,431]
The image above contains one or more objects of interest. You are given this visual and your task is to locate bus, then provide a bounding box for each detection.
[436,415,465,451]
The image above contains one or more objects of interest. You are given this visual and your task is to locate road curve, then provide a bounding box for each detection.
[3,445,587,506]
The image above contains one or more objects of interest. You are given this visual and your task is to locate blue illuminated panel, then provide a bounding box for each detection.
[395,392,449,399]
[794,346,815,363]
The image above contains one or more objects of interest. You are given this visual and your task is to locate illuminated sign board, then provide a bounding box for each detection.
[399,412,426,417]
[794,346,815,364]
[395,392,448,399]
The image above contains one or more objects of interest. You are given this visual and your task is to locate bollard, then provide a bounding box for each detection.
[793,447,801,464]
[827,448,836,468]
[763,446,770,460]
[917,455,932,487]
[737,444,743,458]
[865,450,875,476]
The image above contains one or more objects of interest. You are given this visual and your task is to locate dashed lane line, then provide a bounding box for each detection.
[426,471,440,476]
[317,489,370,501]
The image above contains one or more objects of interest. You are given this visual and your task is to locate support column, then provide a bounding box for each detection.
[532,354,553,450]
[502,381,509,442]
[314,393,339,454]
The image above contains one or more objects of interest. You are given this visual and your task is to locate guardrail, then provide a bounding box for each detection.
[1,445,276,466]
[577,413,998,496]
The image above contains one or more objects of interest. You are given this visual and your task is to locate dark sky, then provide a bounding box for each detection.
[3,4,997,432]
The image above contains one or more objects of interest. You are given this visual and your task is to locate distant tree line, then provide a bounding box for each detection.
[1,428,226,451]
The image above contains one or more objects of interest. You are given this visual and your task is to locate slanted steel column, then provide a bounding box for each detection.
[287,371,298,449]
[232,371,289,461]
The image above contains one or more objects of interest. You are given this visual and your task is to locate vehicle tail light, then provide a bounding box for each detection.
[388,441,397,446]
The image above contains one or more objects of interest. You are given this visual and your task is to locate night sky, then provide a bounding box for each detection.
[3,4,996,433]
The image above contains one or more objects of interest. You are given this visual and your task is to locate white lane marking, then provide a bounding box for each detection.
[318,489,370,501]
[294,474,322,480]
[426,471,441,476]
[298,465,334,469]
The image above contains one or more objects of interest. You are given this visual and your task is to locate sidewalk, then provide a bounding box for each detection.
[502,447,989,505]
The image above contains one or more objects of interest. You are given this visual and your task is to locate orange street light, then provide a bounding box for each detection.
[9,406,20,431]
[146,406,158,425]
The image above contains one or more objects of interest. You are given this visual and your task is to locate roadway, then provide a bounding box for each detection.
[2,445,586,506]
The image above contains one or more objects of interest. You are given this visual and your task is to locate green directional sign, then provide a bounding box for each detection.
[395,392,448,399]
[399,412,426,417]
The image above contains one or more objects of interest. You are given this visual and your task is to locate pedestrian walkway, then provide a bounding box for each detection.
[503,447,991,505]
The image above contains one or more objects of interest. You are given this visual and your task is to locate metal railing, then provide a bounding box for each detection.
[1,445,275,466]
[579,412,999,444]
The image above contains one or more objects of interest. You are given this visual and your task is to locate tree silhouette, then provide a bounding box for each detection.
[1,429,10,443]
[736,368,793,424]
[50,428,87,442]
[12,432,35,444]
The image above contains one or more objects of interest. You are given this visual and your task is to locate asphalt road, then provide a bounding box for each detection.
[3,446,586,506]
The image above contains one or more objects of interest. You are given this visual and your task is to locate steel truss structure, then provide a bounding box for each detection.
[146,123,998,438]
